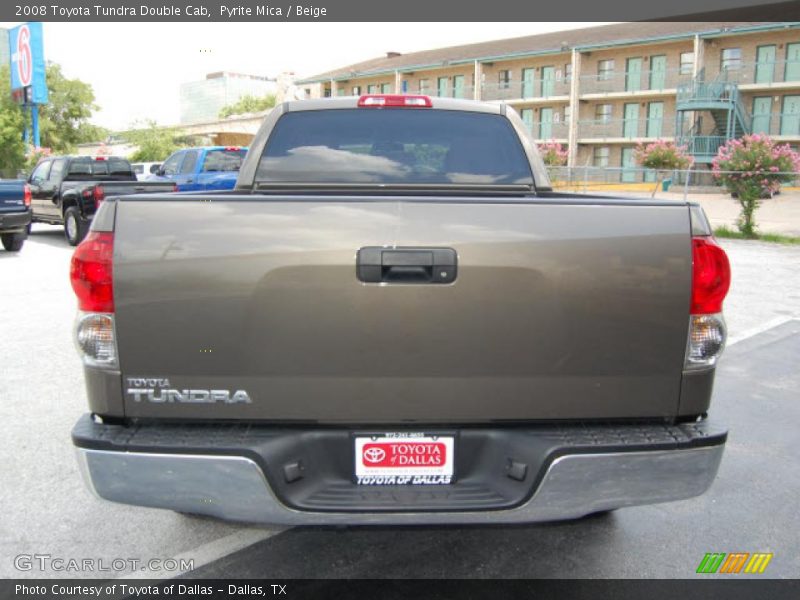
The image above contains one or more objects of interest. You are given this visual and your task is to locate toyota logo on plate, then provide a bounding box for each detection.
[363,447,386,463]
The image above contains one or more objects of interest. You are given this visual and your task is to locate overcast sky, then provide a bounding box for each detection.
[1,22,612,130]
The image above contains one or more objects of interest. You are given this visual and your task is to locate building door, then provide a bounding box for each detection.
[522,68,535,98]
[649,55,667,90]
[646,101,664,137]
[520,108,534,133]
[453,75,465,98]
[755,45,776,84]
[785,43,800,81]
[623,103,639,137]
[780,95,800,135]
[621,148,637,182]
[539,107,554,139]
[541,66,556,97]
[752,97,773,134]
[626,57,643,92]
[437,77,448,97]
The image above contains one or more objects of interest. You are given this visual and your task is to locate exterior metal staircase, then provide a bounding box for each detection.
[676,69,751,164]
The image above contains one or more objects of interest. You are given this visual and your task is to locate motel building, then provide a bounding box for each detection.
[297,21,800,174]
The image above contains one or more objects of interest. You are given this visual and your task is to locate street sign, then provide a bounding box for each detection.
[9,22,48,104]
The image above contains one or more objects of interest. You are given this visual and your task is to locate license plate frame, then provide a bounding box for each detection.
[353,432,456,486]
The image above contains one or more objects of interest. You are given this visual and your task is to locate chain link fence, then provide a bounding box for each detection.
[546,166,800,198]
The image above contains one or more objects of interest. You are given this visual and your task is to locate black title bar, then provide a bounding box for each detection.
[2,0,800,22]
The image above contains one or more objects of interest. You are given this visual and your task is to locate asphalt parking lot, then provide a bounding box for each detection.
[1,224,799,580]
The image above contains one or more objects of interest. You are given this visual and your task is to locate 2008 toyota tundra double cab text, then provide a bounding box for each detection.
[70,95,732,525]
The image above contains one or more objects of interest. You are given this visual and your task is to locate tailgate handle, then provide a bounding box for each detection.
[357,247,457,284]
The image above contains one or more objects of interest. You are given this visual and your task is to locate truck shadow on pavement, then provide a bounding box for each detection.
[182,321,800,580]
[27,226,71,249]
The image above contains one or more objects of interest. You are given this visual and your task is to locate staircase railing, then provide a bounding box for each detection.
[684,136,727,162]
[676,67,751,159]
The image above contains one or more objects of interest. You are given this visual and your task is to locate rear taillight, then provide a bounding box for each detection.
[173,183,179,193]
[691,237,731,315]
[23,184,31,207]
[93,185,105,209]
[70,231,114,313]
[75,313,117,368]
[685,236,731,371]
[358,94,432,108]
[71,231,117,368]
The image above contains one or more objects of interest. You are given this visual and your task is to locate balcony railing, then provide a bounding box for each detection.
[577,118,676,139]
[677,135,727,162]
[481,78,571,101]
[579,67,691,96]
[404,85,476,99]
[705,60,800,87]
[521,121,570,140]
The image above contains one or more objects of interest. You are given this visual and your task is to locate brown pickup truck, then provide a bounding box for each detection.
[70,95,731,524]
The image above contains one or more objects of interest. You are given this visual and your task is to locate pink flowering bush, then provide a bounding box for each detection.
[712,134,800,236]
[634,140,693,197]
[25,146,52,171]
[537,141,568,167]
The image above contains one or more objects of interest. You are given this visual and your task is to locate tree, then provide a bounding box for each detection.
[124,120,185,162]
[219,94,276,118]
[38,63,106,153]
[634,140,693,197]
[712,134,800,237]
[0,62,106,174]
[0,65,28,175]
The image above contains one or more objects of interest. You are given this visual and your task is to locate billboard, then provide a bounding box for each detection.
[9,22,48,104]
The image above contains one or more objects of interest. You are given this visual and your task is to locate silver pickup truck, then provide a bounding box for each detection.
[70,95,731,525]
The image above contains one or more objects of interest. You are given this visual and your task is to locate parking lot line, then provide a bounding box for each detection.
[122,528,285,580]
[727,316,797,347]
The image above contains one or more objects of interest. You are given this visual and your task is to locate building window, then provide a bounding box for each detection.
[680,52,695,75]
[593,147,610,167]
[324,88,332,98]
[381,83,391,93]
[597,60,615,80]
[595,104,613,123]
[419,79,429,93]
[564,63,573,82]
[563,105,571,125]
[352,86,361,95]
[367,84,377,94]
[721,48,742,71]
[499,70,511,89]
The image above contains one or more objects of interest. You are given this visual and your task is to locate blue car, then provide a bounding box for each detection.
[151,146,248,191]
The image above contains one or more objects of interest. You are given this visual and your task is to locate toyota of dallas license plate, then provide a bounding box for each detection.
[354,433,455,485]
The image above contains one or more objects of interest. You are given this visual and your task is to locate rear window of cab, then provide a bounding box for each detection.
[256,109,533,185]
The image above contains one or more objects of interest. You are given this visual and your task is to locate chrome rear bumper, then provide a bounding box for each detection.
[75,443,724,525]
